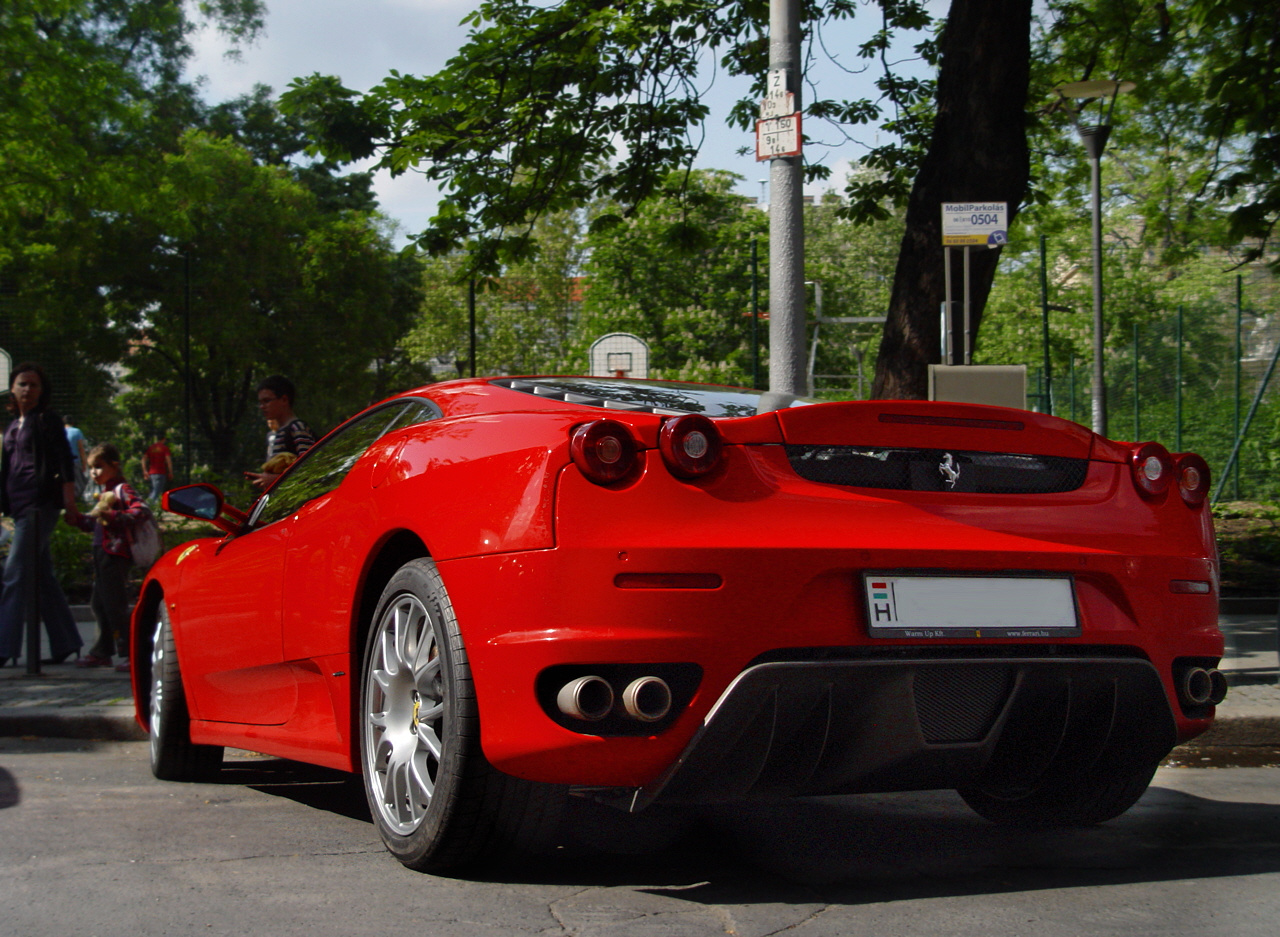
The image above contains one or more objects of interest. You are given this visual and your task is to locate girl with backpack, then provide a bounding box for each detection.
[66,443,151,670]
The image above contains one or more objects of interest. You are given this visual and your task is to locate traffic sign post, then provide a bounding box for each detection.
[940,202,1008,365]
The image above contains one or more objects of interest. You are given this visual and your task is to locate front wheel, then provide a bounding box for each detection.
[148,602,223,782]
[957,762,1158,827]
[360,558,563,872]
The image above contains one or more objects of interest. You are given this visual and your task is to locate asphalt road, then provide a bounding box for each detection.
[2,738,1279,937]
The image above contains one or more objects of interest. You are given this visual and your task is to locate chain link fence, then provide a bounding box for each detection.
[992,246,1280,504]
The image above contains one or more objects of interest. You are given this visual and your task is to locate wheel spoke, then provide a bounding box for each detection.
[416,720,443,760]
[409,749,436,801]
[378,627,399,675]
[386,756,412,824]
[393,601,421,670]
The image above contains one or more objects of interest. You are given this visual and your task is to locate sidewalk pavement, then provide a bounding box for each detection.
[2,606,1279,746]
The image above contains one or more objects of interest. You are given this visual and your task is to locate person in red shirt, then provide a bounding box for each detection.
[143,436,173,504]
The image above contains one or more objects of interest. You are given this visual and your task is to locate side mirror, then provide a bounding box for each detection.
[163,484,246,534]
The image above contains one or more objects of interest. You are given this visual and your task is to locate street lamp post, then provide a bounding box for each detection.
[1055,79,1135,438]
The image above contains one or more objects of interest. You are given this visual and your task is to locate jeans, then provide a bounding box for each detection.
[148,473,167,503]
[0,504,82,660]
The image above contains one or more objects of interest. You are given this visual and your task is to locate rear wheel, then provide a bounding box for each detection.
[360,558,564,872]
[148,603,223,782]
[958,762,1158,827]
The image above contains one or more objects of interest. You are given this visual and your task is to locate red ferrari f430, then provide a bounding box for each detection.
[133,377,1225,871]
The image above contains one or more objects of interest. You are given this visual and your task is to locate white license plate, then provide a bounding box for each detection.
[863,574,1079,639]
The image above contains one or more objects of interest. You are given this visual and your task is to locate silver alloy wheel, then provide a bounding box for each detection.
[149,613,166,767]
[363,591,444,835]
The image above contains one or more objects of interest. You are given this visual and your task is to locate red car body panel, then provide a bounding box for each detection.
[132,377,1222,795]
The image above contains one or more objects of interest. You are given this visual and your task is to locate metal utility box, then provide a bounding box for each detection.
[928,365,1026,409]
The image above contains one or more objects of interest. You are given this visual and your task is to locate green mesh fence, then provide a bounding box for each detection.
[1014,260,1280,503]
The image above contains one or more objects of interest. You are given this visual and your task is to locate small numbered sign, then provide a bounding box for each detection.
[760,91,795,119]
[941,202,1008,247]
[755,113,802,160]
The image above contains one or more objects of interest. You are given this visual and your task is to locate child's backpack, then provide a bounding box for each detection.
[116,484,163,567]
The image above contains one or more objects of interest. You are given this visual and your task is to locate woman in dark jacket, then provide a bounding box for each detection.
[0,363,83,665]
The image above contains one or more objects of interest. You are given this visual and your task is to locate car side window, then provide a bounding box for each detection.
[251,400,433,529]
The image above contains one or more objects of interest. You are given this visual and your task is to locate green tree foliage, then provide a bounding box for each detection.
[578,170,767,384]
[2,4,427,475]
[281,0,1030,398]
[117,132,425,473]
[804,186,903,397]
[406,209,586,377]
[0,0,265,427]
[284,0,1280,399]
[1,0,264,266]
[1032,0,1280,269]
[404,169,907,395]
[281,1,938,267]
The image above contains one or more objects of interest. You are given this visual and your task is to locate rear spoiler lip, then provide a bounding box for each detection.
[717,399,1112,462]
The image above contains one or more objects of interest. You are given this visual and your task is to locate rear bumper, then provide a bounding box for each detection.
[634,656,1177,808]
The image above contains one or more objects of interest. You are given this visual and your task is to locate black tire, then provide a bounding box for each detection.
[148,603,224,782]
[957,762,1158,827]
[360,558,565,873]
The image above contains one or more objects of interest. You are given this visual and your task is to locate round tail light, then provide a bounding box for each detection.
[1175,453,1211,506]
[659,414,724,479]
[570,419,637,484]
[1130,442,1174,498]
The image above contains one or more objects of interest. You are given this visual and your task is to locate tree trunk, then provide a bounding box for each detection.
[871,0,1033,399]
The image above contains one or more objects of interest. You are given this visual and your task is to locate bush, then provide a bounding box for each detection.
[1214,501,1280,596]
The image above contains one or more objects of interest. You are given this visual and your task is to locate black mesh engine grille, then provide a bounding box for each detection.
[786,445,1089,494]
[913,666,1014,743]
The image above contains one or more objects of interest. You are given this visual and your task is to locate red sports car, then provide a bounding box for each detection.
[134,376,1225,871]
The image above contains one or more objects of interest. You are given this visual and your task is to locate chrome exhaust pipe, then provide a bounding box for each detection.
[1178,666,1214,706]
[557,675,614,721]
[1208,668,1229,705]
[621,676,672,723]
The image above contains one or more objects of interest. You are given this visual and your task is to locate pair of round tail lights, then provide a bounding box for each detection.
[1130,442,1210,506]
[570,415,723,485]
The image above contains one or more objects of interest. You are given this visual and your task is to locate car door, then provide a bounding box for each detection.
[174,516,292,726]
[273,401,436,663]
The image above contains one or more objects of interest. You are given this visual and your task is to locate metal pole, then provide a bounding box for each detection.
[183,252,192,484]
[963,245,972,364]
[751,239,761,389]
[1176,305,1183,452]
[1235,275,1243,499]
[1132,322,1140,441]
[468,279,477,378]
[767,0,805,395]
[943,248,954,365]
[1080,126,1111,437]
[24,507,40,675]
[1070,357,1077,423]
[1039,235,1053,415]
[1213,336,1280,505]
